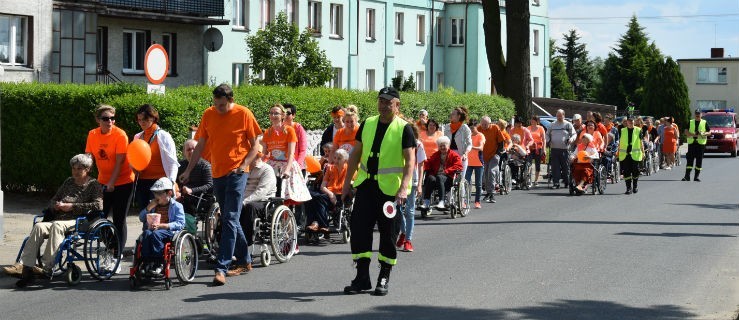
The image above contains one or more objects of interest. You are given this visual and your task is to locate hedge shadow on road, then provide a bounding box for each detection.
[616,232,736,238]
[503,299,697,320]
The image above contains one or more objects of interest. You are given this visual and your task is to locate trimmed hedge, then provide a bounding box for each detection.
[1,83,513,192]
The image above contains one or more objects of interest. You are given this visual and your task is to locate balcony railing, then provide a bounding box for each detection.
[98,0,223,17]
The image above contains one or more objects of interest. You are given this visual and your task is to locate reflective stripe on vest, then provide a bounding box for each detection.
[618,127,643,161]
[687,119,707,145]
[354,116,409,196]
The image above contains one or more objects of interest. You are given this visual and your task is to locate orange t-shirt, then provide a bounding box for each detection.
[419,130,443,160]
[85,126,135,186]
[467,133,486,167]
[479,125,504,162]
[502,130,511,149]
[578,130,604,151]
[196,104,261,178]
[262,125,298,161]
[324,162,347,194]
[528,125,545,150]
[139,124,166,180]
[333,126,358,153]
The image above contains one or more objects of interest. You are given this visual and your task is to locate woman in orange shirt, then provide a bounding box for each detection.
[579,120,605,152]
[260,104,311,202]
[304,149,349,234]
[420,119,444,159]
[661,117,679,169]
[528,116,547,186]
[333,105,360,153]
[133,104,179,210]
[465,119,486,208]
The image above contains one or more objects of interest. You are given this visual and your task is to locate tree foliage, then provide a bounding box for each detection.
[246,12,334,87]
[550,39,575,100]
[482,1,532,118]
[596,16,662,109]
[641,57,691,129]
[558,30,597,101]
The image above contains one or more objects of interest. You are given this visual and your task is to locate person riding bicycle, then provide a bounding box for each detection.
[421,136,463,209]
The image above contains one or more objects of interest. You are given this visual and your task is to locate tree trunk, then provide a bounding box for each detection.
[482,1,506,96]
[505,0,532,118]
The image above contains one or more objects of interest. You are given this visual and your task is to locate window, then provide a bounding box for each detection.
[330,67,342,88]
[233,0,248,27]
[308,1,322,33]
[416,71,425,91]
[233,63,250,86]
[366,69,375,91]
[395,70,403,81]
[260,0,275,29]
[451,18,465,45]
[53,10,96,83]
[123,30,147,72]
[697,67,727,84]
[96,27,108,72]
[532,0,540,6]
[697,100,728,109]
[416,15,425,44]
[330,4,343,37]
[437,72,444,89]
[161,33,176,75]
[533,77,540,97]
[366,9,375,40]
[533,29,539,55]
[285,0,298,24]
[395,12,404,43]
[0,14,28,66]
[435,17,443,45]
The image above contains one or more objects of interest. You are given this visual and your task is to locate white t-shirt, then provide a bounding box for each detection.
[413,140,426,186]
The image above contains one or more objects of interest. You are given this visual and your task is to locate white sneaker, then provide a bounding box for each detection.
[436,200,446,209]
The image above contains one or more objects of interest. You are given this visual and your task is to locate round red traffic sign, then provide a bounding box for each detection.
[144,44,169,85]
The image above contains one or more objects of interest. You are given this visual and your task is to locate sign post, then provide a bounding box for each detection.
[144,44,169,95]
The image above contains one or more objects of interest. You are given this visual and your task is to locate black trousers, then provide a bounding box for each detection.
[620,156,640,181]
[103,182,133,252]
[423,174,451,201]
[350,180,396,265]
[686,143,705,170]
[240,201,267,246]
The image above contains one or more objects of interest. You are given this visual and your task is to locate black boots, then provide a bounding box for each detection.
[624,179,632,195]
[15,266,35,288]
[632,179,638,194]
[682,169,691,181]
[694,170,701,182]
[374,262,392,296]
[344,259,372,294]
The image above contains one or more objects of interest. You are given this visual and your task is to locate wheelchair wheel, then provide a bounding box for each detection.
[66,263,82,286]
[613,161,621,183]
[523,163,533,190]
[204,202,221,258]
[458,179,471,217]
[174,232,198,284]
[83,219,120,281]
[500,164,512,195]
[129,276,139,290]
[261,250,271,267]
[164,278,172,290]
[270,205,297,263]
[597,165,607,195]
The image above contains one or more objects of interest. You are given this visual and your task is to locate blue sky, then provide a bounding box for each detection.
[549,0,739,60]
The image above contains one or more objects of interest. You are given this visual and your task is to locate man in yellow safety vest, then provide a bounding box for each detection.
[618,117,644,194]
[682,109,710,182]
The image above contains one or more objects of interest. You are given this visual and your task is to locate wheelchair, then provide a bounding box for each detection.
[304,198,352,245]
[417,170,471,219]
[251,197,299,267]
[498,153,513,195]
[568,158,606,195]
[183,192,221,262]
[508,157,532,191]
[602,146,620,184]
[15,211,121,286]
[640,141,658,176]
[129,230,199,290]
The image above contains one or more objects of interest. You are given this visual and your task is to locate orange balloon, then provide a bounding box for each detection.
[577,150,588,163]
[127,139,152,171]
[306,155,321,174]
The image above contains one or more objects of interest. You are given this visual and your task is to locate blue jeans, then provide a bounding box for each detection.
[399,185,417,240]
[213,172,251,274]
[141,229,174,260]
[465,166,483,202]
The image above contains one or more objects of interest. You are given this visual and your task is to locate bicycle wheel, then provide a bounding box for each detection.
[174,232,198,284]
[270,205,297,263]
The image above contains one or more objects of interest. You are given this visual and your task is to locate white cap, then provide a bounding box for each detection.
[150,177,174,191]
[572,114,582,120]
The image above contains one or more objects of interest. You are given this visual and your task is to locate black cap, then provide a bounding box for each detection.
[694,108,702,115]
[378,87,400,101]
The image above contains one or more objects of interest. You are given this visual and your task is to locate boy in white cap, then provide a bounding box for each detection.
[138,177,185,275]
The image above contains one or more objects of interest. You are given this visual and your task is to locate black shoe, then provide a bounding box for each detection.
[633,188,638,194]
[681,176,690,181]
[694,178,701,182]
[485,194,496,203]
[15,266,35,288]
[373,265,392,296]
[550,184,560,190]
[343,276,372,294]
[624,188,632,195]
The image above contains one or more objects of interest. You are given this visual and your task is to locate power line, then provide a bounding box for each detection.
[550,13,739,20]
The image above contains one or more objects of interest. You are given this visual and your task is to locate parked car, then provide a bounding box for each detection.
[701,109,739,157]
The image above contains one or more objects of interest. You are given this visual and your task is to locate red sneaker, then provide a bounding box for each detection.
[403,241,414,252]
[474,202,482,209]
[396,233,406,248]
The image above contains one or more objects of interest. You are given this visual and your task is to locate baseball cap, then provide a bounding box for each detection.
[150,177,174,191]
[694,108,702,115]
[378,87,400,101]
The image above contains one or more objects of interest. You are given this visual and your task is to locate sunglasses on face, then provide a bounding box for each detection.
[269,112,283,116]
[99,116,115,122]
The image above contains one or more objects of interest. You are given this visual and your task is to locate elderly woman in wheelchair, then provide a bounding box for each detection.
[571,133,600,194]
[420,136,463,209]
[4,154,103,288]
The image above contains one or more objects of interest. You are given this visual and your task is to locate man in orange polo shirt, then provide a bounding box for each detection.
[478,116,505,203]
[179,84,261,286]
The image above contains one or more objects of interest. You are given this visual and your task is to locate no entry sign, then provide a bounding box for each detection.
[144,44,169,85]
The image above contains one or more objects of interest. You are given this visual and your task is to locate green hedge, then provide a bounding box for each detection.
[1,83,513,192]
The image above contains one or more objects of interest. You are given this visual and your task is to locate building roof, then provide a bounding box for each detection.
[677,58,739,62]
[532,97,617,117]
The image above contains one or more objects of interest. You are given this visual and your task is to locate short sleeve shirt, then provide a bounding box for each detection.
[85,126,135,186]
[262,125,298,161]
[197,104,261,178]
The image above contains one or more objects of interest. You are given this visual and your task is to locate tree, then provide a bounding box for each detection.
[642,57,691,129]
[402,75,417,92]
[246,12,334,87]
[596,16,662,109]
[558,30,596,101]
[550,39,575,100]
[482,1,532,117]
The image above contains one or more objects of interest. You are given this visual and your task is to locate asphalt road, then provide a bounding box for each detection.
[2,154,739,320]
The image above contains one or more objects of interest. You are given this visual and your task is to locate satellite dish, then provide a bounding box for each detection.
[203,27,223,52]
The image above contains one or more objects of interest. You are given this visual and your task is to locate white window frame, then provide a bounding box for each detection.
[308,1,322,33]
[533,77,540,97]
[122,29,146,73]
[697,100,728,109]
[395,12,404,43]
[416,71,425,91]
[416,15,426,45]
[697,67,728,84]
[233,63,250,86]
[366,8,376,40]
[395,70,404,83]
[533,29,539,56]
[532,0,540,6]
[233,0,248,28]
[330,67,342,88]
[162,33,175,75]
[260,0,275,29]
[285,0,298,24]
[0,14,28,66]
[330,4,343,38]
[437,72,444,89]
[366,69,375,91]
[435,17,444,46]
[451,18,465,46]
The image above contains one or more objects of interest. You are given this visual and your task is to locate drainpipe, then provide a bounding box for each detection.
[463,0,469,92]
[356,0,359,90]
[430,0,434,91]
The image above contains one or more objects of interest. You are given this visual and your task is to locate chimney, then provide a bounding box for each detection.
[711,48,724,58]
